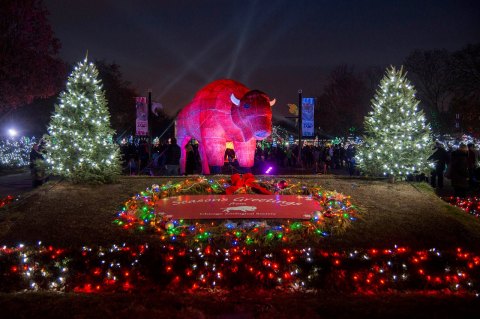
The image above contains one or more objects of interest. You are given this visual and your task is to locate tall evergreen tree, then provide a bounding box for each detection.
[45,58,121,183]
[356,66,432,180]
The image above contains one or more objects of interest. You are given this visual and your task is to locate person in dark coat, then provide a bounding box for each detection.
[346,144,356,173]
[467,143,478,188]
[138,139,150,173]
[29,141,45,187]
[449,143,469,197]
[185,144,196,175]
[164,137,181,175]
[428,141,449,189]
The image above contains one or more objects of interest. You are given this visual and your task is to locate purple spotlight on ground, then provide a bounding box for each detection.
[265,166,273,174]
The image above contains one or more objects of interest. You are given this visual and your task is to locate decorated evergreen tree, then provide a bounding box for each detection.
[45,57,121,183]
[356,66,432,180]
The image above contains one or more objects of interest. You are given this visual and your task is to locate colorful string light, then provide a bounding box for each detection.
[114,176,360,247]
[0,243,478,295]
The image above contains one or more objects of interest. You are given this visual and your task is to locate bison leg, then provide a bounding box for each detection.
[197,140,210,175]
[201,137,226,174]
[233,139,257,168]
[178,135,191,175]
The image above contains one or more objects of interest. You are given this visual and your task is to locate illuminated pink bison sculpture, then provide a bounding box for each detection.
[176,79,275,175]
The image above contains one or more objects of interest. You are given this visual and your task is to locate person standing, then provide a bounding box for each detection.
[313,146,321,173]
[449,143,469,197]
[348,156,357,176]
[185,143,196,175]
[164,137,181,175]
[467,143,478,188]
[138,139,150,173]
[286,147,293,167]
[428,141,449,189]
[346,144,355,173]
[29,141,45,187]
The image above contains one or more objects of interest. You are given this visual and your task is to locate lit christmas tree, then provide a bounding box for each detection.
[356,66,432,180]
[46,57,121,183]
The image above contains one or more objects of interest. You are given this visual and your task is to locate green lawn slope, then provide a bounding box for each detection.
[1,175,479,250]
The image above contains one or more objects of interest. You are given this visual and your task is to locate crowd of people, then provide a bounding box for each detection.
[118,136,359,177]
[253,143,358,176]
[429,141,479,197]
[120,137,191,176]
[24,134,479,198]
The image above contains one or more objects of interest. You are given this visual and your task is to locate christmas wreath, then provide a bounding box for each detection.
[115,174,360,247]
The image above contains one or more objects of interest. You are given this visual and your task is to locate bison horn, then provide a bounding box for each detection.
[269,98,276,107]
[230,93,240,106]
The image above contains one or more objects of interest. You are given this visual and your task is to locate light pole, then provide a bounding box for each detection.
[148,90,153,162]
[298,89,302,166]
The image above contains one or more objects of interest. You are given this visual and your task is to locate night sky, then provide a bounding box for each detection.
[44,0,480,120]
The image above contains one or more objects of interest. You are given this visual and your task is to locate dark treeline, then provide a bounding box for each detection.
[315,44,480,137]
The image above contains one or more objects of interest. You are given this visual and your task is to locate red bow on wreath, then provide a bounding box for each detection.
[225,173,272,195]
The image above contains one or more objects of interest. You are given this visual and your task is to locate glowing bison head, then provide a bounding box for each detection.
[230,90,275,140]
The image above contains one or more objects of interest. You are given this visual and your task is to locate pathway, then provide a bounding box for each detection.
[0,172,32,198]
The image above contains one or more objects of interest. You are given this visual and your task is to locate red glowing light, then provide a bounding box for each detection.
[205,246,212,255]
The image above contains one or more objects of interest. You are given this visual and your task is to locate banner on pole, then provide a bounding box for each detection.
[135,97,148,136]
[302,97,315,137]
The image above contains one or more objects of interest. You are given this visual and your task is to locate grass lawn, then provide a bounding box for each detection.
[1,175,479,318]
